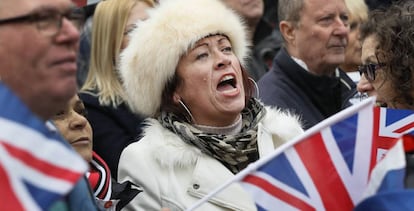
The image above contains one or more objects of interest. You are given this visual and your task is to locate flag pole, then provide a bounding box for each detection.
[186,97,376,211]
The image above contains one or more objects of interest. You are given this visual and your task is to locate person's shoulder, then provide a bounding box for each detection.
[261,105,304,140]
[79,90,99,103]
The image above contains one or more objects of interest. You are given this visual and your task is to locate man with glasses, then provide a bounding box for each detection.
[0,0,98,210]
[258,0,356,129]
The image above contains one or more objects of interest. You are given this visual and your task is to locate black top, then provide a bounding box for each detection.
[79,92,146,179]
[258,48,356,129]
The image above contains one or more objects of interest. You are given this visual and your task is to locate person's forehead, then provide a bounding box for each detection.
[303,0,346,13]
[0,0,73,17]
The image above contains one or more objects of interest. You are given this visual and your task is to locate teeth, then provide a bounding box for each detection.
[220,75,234,82]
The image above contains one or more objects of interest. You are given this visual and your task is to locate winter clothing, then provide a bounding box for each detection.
[119,0,249,117]
[118,105,303,210]
[79,91,146,179]
[88,152,141,211]
[258,48,356,129]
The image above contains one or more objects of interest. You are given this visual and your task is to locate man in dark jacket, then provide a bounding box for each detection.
[258,0,356,129]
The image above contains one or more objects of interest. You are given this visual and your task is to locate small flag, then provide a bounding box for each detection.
[0,83,88,211]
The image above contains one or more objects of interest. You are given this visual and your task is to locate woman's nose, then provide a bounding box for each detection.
[357,74,375,94]
[69,112,88,129]
[215,52,231,69]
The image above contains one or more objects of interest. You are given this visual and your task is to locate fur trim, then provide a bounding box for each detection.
[262,106,304,146]
[139,107,303,168]
[120,0,249,117]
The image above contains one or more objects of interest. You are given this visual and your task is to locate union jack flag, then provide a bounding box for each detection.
[373,107,414,161]
[0,84,88,211]
[186,98,414,211]
[240,99,378,210]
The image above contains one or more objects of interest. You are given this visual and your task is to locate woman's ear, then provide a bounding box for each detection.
[173,93,181,104]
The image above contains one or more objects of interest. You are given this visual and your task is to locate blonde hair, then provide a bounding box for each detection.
[345,0,369,23]
[81,0,155,107]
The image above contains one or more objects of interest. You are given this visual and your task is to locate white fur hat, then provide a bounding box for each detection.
[119,0,249,117]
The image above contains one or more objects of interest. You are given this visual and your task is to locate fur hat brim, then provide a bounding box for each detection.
[120,0,250,117]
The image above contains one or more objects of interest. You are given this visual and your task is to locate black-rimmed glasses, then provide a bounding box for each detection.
[0,8,84,36]
[358,63,385,81]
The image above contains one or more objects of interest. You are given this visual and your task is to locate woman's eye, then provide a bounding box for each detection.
[222,46,232,52]
[75,107,88,117]
[53,110,66,119]
[350,22,358,30]
[196,53,208,60]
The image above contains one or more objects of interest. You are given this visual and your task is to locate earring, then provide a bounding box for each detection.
[248,77,260,98]
[179,99,195,123]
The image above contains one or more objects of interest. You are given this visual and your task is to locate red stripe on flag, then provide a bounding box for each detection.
[295,133,354,210]
[72,0,87,7]
[394,121,414,134]
[243,175,315,211]
[1,142,83,183]
[0,163,25,211]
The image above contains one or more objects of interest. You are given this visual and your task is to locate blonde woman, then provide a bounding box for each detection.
[340,0,369,77]
[80,0,155,179]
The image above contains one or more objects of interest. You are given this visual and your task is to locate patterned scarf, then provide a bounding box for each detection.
[158,98,266,174]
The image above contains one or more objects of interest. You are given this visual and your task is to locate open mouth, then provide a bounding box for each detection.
[217,75,237,92]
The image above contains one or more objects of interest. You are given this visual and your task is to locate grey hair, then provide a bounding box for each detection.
[278,0,304,25]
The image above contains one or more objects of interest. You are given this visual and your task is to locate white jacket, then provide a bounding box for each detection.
[118,106,303,211]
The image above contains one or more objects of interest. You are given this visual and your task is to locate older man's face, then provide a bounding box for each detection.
[287,0,349,75]
[0,0,80,120]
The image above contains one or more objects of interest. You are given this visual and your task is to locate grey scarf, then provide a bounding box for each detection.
[158,98,266,174]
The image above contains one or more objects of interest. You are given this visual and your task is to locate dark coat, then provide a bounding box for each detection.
[79,92,146,179]
[258,48,356,129]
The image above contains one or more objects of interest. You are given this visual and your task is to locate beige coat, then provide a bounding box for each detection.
[118,106,303,211]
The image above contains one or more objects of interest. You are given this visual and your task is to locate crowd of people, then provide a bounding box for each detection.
[0,0,413,210]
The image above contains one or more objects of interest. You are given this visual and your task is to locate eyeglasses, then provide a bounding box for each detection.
[0,8,85,36]
[358,63,384,81]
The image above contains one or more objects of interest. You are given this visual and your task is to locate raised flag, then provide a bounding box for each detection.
[186,98,414,211]
[239,99,379,210]
[0,84,88,211]
[373,107,414,161]
[354,135,414,211]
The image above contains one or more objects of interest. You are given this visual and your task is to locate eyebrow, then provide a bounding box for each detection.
[29,4,76,14]
[217,36,229,44]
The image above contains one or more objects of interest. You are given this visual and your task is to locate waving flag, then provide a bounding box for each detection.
[240,99,379,211]
[374,107,414,161]
[354,135,414,211]
[186,98,414,211]
[0,84,88,211]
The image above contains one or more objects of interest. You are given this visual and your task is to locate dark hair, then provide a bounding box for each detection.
[371,0,414,107]
[159,65,255,122]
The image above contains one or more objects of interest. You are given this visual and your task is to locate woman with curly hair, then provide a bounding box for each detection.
[358,0,414,109]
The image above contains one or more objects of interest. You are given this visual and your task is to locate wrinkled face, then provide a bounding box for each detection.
[360,34,393,107]
[221,0,263,25]
[52,95,93,162]
[287,0,349,75]
[343,20,362,71]
[0,0,80,120]
[175,35,245,127]
[120,1,151,50]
